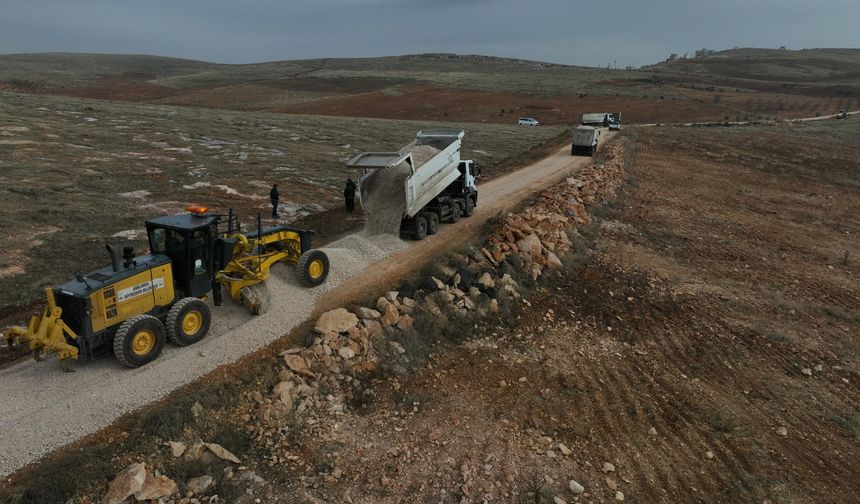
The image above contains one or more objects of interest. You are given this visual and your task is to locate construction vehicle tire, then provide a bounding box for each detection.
[425,212,440,235]
[297,249,330,287]
[463,197,475,217]
[413,216,428,240]
[448,203,461,223]
[166,297,211,346]
[241,283,271,315]
[113,314,165,368]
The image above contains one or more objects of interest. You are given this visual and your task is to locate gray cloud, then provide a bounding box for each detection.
[0,0,858,67]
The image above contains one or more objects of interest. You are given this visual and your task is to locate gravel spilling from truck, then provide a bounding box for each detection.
[360,160,412,235]
[359,145,443,236]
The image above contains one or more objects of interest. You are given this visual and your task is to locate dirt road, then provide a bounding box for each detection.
[0,132,612,478]
[315,135,614,314]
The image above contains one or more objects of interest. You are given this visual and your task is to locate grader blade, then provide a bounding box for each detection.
[240,283,270,315]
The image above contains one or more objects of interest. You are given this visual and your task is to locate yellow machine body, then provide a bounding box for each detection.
[3,254,176,364]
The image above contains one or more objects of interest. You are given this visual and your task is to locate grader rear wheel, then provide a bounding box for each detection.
[297,249,330,287]
[113,314,165,368]
[166,297,211,346]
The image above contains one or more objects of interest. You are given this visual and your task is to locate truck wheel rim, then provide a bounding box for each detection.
[132,329,156,355]
[182,311,202,334]
[309,259,324,279]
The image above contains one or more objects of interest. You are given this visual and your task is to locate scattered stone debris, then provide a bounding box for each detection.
[95,139,632,504]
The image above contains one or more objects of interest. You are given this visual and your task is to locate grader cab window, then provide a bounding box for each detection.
[189,229,209,277]
[149,228,186,257]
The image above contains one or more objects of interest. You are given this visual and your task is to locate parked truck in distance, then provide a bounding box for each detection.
[571,126,600,156]
[582,112,621,130]
[349,130,479,240]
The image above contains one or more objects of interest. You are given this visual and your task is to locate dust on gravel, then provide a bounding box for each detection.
[359,145,441,236]
[0,233,406,478]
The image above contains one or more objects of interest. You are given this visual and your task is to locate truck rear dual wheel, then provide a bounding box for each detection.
[166,297,211,346]
[297,249,330,287]
[113,314,165,368]
[412,216,428,240]
[448,203,461,223]
[422,213,439,235]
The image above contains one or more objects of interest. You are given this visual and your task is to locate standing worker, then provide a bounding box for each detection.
[344,178,356,213]
[270,183,280,218]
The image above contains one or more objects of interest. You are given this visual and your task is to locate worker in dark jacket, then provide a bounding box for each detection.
[270,183,280,218]
[344,178,356,213]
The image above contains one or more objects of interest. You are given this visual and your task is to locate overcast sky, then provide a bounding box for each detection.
[1,0,858,68]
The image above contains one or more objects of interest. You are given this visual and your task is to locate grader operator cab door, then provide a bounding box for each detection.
[146,213,218,299]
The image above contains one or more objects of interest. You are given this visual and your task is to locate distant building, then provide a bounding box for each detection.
[695,48,716,58]
[668,53,678,61]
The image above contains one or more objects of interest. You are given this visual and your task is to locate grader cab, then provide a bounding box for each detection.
[3,206,330,369]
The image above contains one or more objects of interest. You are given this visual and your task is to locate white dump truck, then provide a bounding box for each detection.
[349,130,479,240]
[582,112,621,130]
[571,125,600,156]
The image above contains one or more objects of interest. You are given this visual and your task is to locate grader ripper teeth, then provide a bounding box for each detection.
[1,206,330,369]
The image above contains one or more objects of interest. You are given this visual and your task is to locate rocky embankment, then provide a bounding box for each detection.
[97,139,631,503]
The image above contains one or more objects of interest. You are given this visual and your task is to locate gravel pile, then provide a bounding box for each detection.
[0,233,406,478]
[411,145,441,169]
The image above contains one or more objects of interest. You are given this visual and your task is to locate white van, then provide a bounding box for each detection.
[517,117,540,126]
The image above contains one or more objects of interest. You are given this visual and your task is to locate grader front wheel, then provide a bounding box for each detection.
[297,249,330,287]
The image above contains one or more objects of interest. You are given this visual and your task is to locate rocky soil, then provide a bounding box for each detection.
[63,139,632,504]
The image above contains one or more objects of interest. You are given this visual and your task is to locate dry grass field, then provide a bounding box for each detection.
[0,90,565,308]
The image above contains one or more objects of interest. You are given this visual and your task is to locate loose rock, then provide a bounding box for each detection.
[315,308,359,334]
[134,473,177,501]
[167,441,186,458]
[186,475,214,495]
[204,442,242,464]
[102,462,146,504]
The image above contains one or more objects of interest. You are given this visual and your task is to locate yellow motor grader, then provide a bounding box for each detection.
[2,206,329,369]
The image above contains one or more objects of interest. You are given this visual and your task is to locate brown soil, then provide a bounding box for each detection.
[258,126,859,503]
[276,83,730,125]
[48,73,182,102]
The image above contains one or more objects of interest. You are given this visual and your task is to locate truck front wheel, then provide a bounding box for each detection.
[412,216,428,240]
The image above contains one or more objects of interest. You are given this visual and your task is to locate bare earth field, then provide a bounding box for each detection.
[1,50,859,504]
[226,122,857,504]
[226,122,857,503]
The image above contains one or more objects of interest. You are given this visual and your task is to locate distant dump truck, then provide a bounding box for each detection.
[571,126,600,156]
[582,112,621,130]
[349,130,479,240]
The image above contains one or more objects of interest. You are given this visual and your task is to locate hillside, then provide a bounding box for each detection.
[650,48,860,84]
